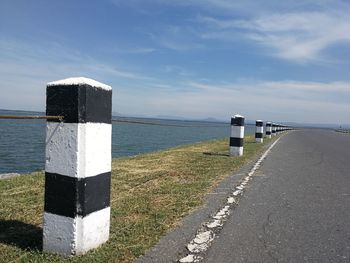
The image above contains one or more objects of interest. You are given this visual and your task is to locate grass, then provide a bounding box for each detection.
[0,135,273,262]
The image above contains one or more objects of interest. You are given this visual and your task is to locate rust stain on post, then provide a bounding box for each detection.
[0,115,64,121]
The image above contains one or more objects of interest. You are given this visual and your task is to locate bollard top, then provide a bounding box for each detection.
[231,114,244,126]
[48,77,112,91]
[256,120,263,126]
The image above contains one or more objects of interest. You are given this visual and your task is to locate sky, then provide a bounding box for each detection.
[1,0,350,125]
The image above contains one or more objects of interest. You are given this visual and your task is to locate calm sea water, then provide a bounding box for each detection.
[0,109,254,174]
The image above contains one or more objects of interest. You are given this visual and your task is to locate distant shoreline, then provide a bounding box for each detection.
[1,108,347,129]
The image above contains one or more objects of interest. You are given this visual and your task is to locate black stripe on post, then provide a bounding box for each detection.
[255,133,263,138]
[44,172,111,218]
[230,137,244,147]
[46,85,112,124]
[266,131,271,135]
[256,121,263,127]
[231,117,244,126]
[266,123,272,127]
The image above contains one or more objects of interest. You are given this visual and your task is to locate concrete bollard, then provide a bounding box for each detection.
[43,77,112,256]
[272,123,276,136]
[230,114,244,156]
[255,120,263,143]
[266,122,272,138]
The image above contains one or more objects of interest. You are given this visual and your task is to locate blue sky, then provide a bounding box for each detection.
[1,0,350,124]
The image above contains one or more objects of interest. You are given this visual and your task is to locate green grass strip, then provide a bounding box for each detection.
[0,135,274,262]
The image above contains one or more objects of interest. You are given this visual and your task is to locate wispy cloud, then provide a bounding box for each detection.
[163,65,194,77]
[111,0,350,16]
[107,46,156,54]
[134,79,350,123]
[111,0,350,62]
[0,38,157,110]
[198,9,350,62]
[125,47,156,54]
[110,0,307,14]
[0,38,154,81]
[189,80,350,101]
[149,26,205,51]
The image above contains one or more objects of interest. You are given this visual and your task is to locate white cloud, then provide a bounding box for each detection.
[110,0,327,15]
[110,0,350,61]
[243,12,350,61]
[1,35,349,124]
[149,25,205,51]
[189,80,350,101]
[199,10,350,62]
[0,38,154,81]
[108,46,156,54]
[0,38,157,111]
[124,48,156,54]
[127,80,350,124]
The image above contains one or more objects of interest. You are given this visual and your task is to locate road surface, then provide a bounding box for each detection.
[203,130,350,263]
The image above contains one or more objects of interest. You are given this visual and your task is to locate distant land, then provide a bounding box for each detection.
[113,112,226,123]
[1,108,349,129]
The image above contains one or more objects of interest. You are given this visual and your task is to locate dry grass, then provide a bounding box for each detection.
[0,136,271,262]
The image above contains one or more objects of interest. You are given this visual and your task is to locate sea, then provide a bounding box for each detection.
[0,109,254,174]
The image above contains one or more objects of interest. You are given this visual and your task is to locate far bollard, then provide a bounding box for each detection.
[266,122,272,138]
[230,114,244,156]
[43,77,112,256]
[272,123,277,136]
[255,120,263,143]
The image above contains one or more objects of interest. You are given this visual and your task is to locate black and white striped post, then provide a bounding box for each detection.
[266,122,272,139]
[255,120,263,143]
[230,114,244,156]
[43,77,112,256]
[272,123,277,136]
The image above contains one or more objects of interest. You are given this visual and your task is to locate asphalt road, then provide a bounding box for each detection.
[203,130,350,263]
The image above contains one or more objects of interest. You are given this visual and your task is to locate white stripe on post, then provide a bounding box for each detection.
[266,122,272,138]
[43,77,112,256]
[255,120,263,143]
[230,114,244,156]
